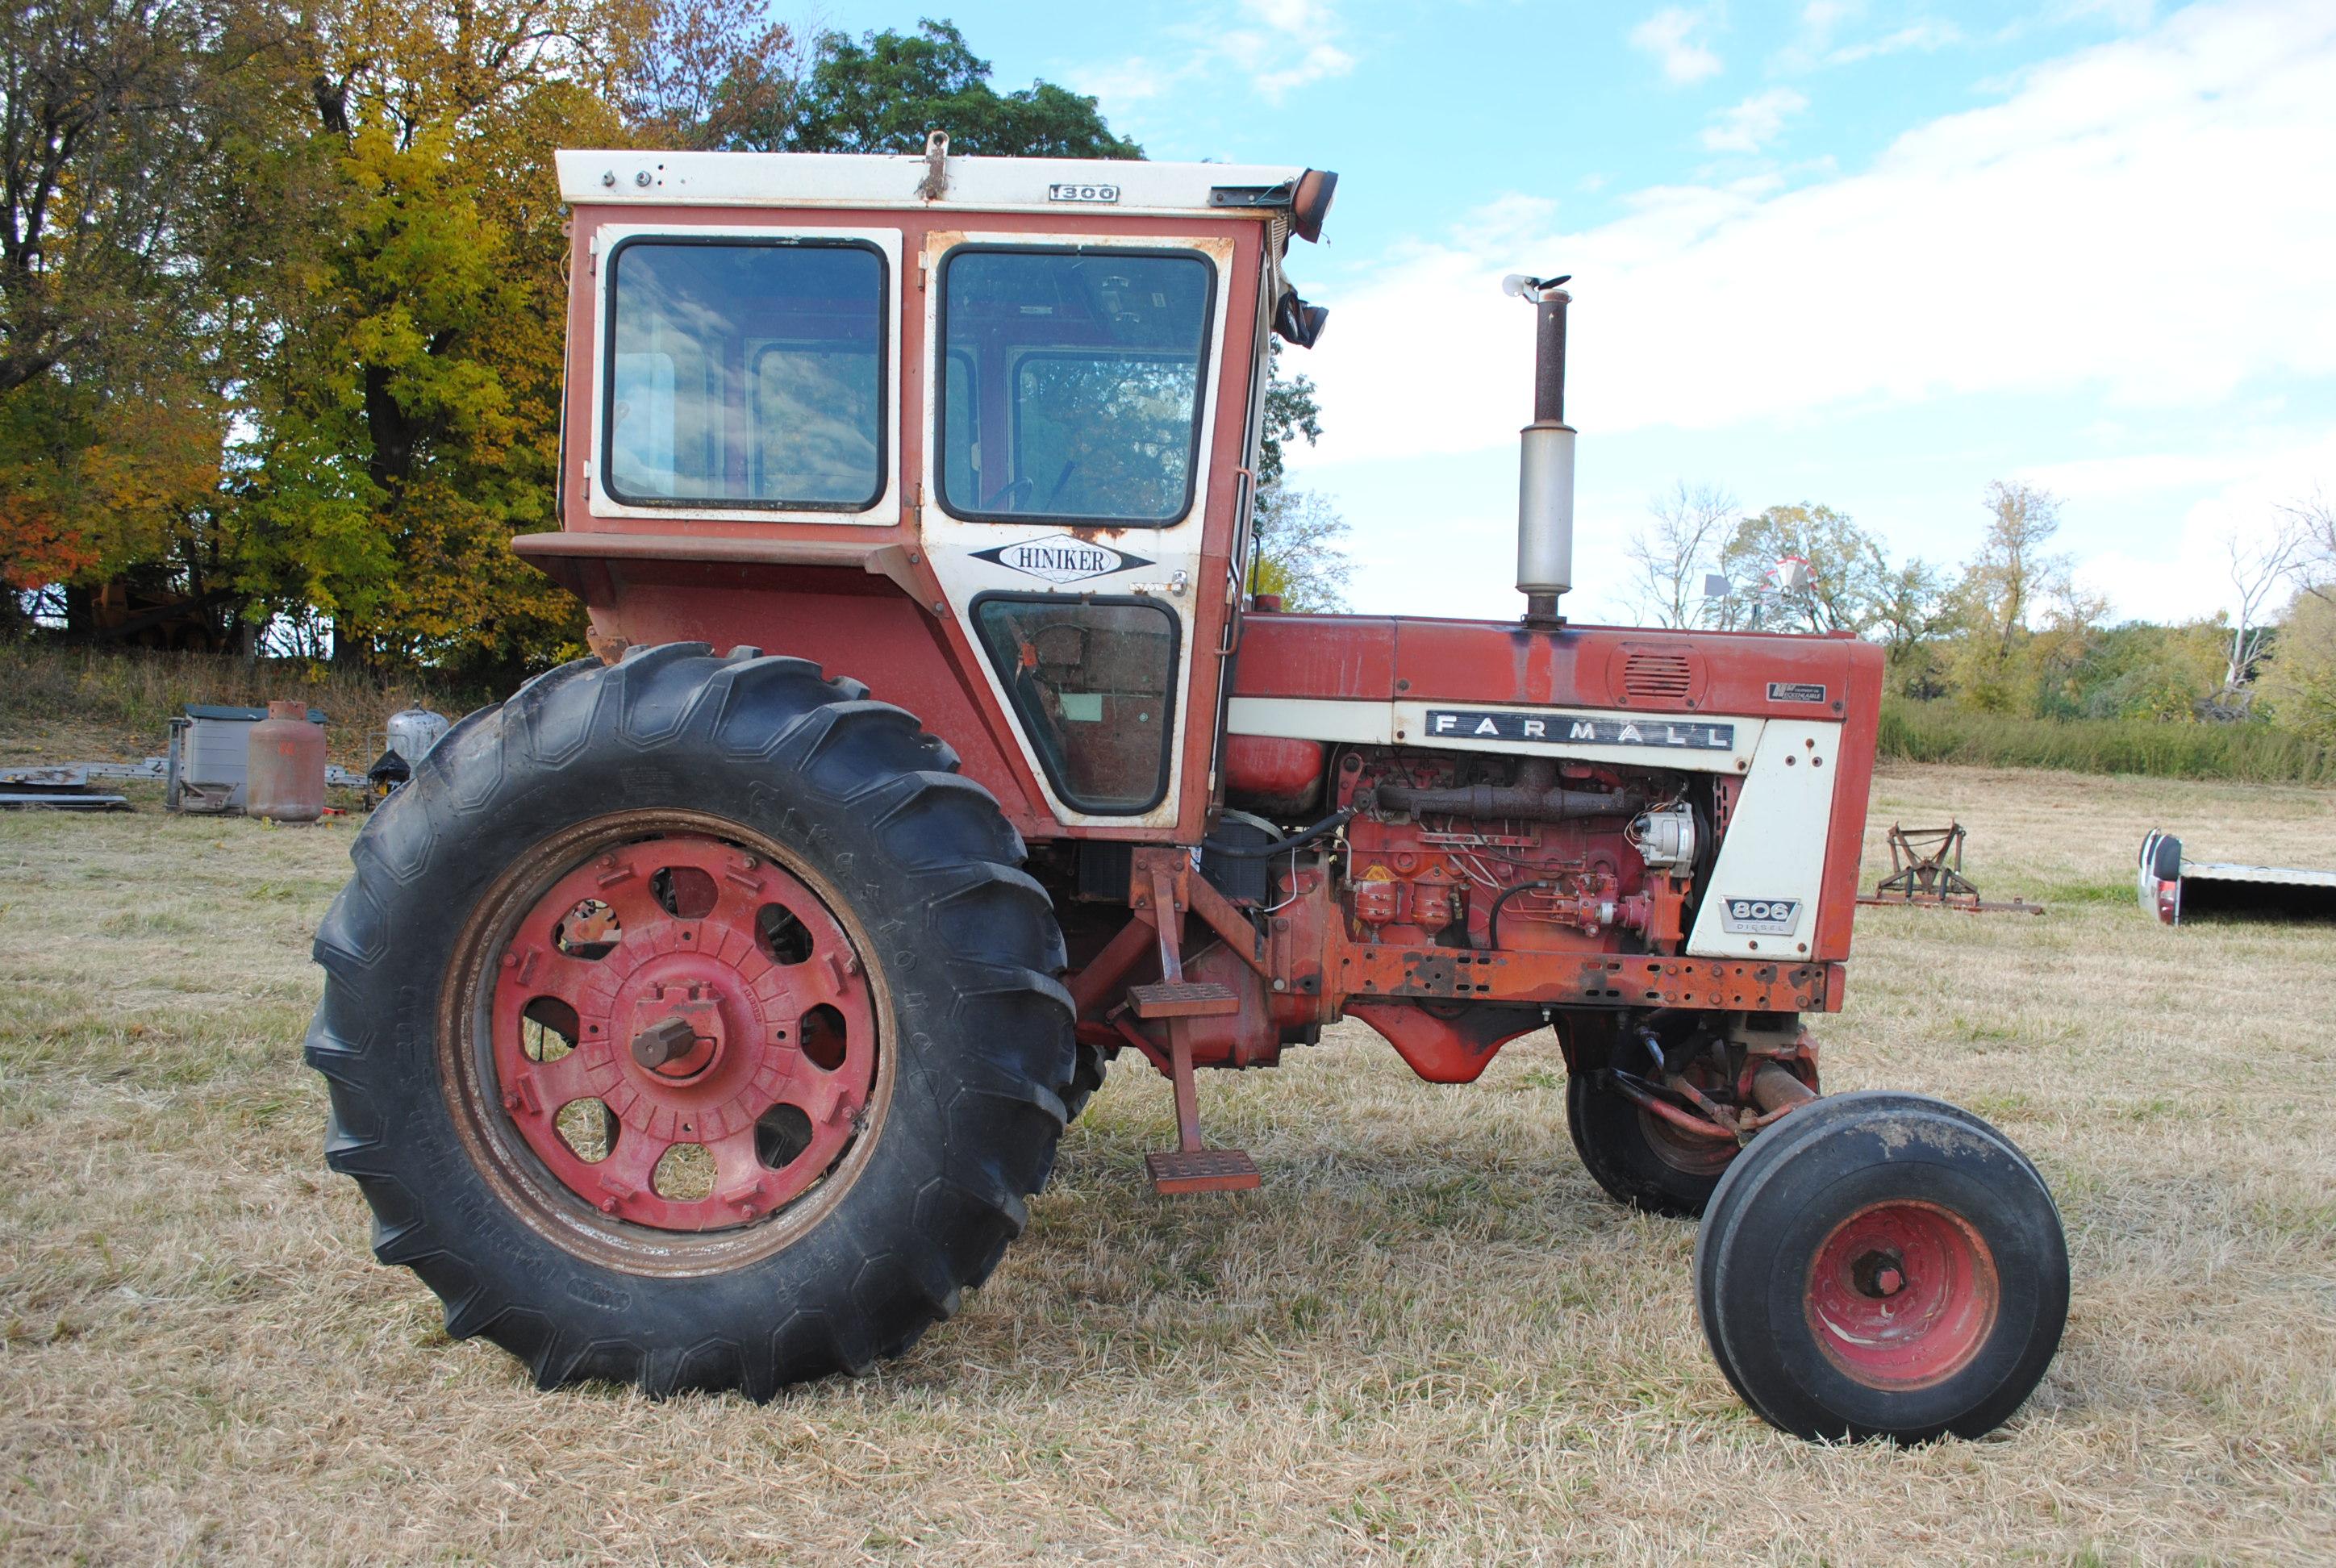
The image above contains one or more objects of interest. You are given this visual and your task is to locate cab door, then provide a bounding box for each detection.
[916,231,1245,833]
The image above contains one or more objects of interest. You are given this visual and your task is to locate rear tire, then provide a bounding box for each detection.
[1694,1091,2068,1442]
[306,644,1075,1397]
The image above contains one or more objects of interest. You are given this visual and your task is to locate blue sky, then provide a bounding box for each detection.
[808,1,2336,626]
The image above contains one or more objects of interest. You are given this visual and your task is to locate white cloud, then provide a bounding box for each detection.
[1825,19,1963,65]
[1299,0,2336,467]
[1250,40,1357,100]
[1802,0,1863,36]
[1701,88,1809,152]
[2013,451,2263,501]
[1246,0,1337,31]
[1071,58,1170,106]
[2066,430,2336,622]
[1073,0,1355,115]
[1630,6,1725,85]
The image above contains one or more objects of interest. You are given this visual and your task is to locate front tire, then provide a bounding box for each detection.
[1694,1091,2069,1441]
[306,644,1076,1397]
[1566,1068,1734,1218]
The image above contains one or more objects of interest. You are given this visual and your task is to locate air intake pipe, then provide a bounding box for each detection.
[1504,273,1576,628]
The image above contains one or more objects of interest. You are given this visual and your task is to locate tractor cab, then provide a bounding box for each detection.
[523,134,1336,840]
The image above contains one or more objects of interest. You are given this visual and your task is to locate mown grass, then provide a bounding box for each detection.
[0,764,2332,1562]
[1879,699,2336,783]
[0,642,499,771]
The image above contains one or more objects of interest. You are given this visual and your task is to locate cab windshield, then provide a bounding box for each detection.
[936,248,1215,527]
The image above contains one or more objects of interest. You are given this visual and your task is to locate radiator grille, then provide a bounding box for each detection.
[1621,650,1696,701]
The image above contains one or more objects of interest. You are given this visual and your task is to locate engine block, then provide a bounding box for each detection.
[1333,749,1700,957]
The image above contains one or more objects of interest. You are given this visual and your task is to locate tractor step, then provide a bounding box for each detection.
[1145,1147,1262,1195]
[1128,980,1241,1018]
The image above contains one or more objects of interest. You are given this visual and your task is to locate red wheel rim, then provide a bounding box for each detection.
[487,832,877,1232]
[1804,1200,2000,1389]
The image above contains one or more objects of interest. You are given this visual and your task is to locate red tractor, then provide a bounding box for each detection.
[308,135,2067,1442]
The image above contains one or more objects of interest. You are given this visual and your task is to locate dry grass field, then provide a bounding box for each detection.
[2,763,2333,1563]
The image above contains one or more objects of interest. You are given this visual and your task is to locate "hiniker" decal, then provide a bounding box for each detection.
[1425,710,1735,749]
[972,533,1153,585]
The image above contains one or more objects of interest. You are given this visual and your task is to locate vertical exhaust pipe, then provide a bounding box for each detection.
[1504,273,1575,628]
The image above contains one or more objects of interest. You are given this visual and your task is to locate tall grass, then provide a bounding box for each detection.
[0,643,502,768]
[1879,699,2336,785]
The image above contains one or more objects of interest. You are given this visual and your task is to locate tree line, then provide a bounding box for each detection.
[0,5,1158,679]
[1626,479,2336,746]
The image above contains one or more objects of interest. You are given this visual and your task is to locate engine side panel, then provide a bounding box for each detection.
[1230,613,1886,965]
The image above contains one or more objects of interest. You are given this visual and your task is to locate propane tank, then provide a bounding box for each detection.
[246,700,326,824]
[1504,273,1577,628]
[385,705,450,765]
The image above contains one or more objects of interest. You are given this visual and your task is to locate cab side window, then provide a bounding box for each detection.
[606,240,886,509]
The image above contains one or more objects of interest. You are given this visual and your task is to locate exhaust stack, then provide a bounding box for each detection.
[1505,273,1575,628]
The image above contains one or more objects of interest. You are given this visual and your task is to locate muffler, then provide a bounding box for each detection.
[1505,273,1575,628]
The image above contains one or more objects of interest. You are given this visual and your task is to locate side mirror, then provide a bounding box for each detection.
[1274,289,1329,348]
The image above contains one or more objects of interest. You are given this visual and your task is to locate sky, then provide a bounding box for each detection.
[808,0,2336,627]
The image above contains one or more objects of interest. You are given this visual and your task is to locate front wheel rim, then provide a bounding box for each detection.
[1804,1199,2000,1390]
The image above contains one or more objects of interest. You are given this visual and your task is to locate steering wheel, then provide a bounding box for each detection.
[982,476,1032,511]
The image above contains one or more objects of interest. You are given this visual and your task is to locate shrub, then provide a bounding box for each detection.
[1878,699,2336,784]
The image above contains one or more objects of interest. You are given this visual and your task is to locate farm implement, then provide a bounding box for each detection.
[308,137,2068,1442]
[2138,828,2336,925]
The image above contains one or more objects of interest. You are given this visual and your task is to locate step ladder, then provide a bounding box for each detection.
[1135,865,1261,1195]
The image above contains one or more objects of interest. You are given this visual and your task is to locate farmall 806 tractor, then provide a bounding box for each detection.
[308,135,2069,1442]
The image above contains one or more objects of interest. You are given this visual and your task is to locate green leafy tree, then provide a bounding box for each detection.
[627,0,801,151]
[237,0,651,674]
[1717,503,1892,634]
[2044,619,2223,720]
[2,8,1159,670]
[1941,481,2104,715]
[2259,585,2336,744]
[682,19,1140,158]
[786,21,1139,156]
[1258,344,1320,490]
[0,0,277,628]
[1246,344,1350,610]
[1869,555,1950,697]
[1250,488,1352,612]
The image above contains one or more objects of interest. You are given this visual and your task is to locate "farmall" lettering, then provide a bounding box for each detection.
[1423,709,1736,750]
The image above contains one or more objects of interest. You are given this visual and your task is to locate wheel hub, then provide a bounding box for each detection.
[487,834,878,1232]
[628,983,724,1080]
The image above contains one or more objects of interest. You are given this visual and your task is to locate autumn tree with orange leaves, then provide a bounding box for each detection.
[0,6,1137,672]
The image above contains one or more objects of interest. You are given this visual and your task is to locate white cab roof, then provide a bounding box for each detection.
[556,148,1311,220]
